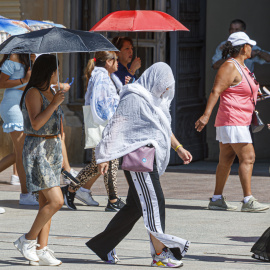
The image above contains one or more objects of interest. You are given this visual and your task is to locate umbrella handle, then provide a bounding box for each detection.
[55,53,60,90]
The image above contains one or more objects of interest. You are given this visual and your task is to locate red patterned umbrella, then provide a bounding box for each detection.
[90,10,189,32]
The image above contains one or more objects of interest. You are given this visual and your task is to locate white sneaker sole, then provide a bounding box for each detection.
[208,205,237,211]
[30,260,62,266]
[151,261,183,268]
[10,181,20,185]
[241,206,270,212]
[19,201,39,206]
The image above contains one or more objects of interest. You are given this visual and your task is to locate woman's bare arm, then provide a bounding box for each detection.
[195,61,239,132]
[25,88,65,131]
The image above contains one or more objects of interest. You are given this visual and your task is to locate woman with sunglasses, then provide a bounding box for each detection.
[61,51,126,212]
[195,32,269,212]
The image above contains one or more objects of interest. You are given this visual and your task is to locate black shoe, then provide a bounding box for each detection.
[61,185,77,210]
[105,198,126,212]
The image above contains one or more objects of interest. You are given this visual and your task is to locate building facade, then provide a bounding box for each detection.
[0,0,208,165]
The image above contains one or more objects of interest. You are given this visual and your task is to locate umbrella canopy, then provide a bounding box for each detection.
[0,27,118,54]
[0,18,31,35]
[90,10,189,32]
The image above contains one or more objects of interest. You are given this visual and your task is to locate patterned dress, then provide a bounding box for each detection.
[21,88,63,193]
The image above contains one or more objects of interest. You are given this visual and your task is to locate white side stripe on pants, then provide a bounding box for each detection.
[132,171,163,234]
[130,171,190,259]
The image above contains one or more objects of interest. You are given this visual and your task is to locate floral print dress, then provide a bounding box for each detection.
[21,88,63,193]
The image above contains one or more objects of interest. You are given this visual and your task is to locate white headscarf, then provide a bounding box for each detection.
[95,62,175,175]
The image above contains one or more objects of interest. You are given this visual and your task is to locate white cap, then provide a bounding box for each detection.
[228,32,256,47]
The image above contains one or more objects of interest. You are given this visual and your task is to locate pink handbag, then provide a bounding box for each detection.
[122,146,155,172]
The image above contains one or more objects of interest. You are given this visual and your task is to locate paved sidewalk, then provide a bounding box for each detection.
[1,162,270,269]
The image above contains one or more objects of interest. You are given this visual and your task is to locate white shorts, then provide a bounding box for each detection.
[216,126,252,144]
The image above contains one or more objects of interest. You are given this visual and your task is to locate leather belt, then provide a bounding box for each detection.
[26,134,58,139]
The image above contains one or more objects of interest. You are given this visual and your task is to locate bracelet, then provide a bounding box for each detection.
[128,69,135,75]
[20,79,23,84]
[174,144,183,151]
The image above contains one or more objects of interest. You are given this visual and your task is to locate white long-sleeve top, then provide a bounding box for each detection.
[85,67,120,125]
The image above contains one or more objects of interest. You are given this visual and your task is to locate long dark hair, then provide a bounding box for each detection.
[222,41,245,59]
[0,54,31,74]
[20,54,58,108]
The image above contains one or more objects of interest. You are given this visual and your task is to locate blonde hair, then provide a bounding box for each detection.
[84,51,117,83]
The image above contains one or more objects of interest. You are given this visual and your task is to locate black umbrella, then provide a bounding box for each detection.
[0,27,118,87]
[0,27,117,54]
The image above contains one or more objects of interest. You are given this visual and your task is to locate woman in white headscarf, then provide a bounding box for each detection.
[86,62,192,268]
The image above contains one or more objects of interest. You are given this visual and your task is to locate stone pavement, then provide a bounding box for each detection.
[1,161,270,269]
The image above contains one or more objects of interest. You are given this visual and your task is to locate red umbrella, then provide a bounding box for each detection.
[90,10,188,56]
[90,10,189,32]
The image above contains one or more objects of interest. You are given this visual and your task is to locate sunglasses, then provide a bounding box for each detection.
[249,72,258,85]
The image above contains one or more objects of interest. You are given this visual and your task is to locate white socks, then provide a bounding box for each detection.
[211,194,253,204]
[211,195,222,202]
[243,195,253,204]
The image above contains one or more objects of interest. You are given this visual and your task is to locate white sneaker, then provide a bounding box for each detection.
[19,193,39,206]
[63,168,79,185]
[151,247,183,268]
[30,246,62,266]
[14,234,40,261]
[0,207,5,214]
[75,187,99,206]
[106,248,120,264]
[10,175,20,185]
[241,197,269,212]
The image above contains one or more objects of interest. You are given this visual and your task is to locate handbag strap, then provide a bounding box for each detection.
[231,58,255,104]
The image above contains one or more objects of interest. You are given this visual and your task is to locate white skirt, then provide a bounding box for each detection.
[216,126,252,144]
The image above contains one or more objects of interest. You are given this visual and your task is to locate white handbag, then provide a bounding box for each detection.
[83,105,108,149]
